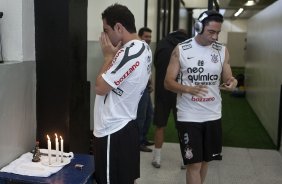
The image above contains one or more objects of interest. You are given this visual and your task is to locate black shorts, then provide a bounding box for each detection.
[94,121,140,184]
[153,92,177,127]
[176,119,222,165]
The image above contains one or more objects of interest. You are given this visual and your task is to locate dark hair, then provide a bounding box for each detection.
[200,10,224,27]
[101,3,136,33]
[138,27,152,37]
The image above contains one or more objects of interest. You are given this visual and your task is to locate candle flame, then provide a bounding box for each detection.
[47,135,50,140]
[60,136,63,140]
[55,133,58,138]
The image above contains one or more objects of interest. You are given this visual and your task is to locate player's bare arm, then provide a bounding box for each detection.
[221,48,237,91]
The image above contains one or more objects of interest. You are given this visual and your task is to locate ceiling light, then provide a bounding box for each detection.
[245,0,256,6]
[234,8,244,17]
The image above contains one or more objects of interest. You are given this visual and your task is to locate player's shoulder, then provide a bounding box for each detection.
[179,38,192,46]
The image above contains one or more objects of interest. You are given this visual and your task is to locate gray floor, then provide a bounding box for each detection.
[137,143,282,184]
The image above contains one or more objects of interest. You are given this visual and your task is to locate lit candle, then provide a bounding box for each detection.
[47,135,51,165]
[55,133,59,162]
[60,136,64,163]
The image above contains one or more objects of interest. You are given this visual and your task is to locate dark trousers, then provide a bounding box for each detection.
[136,87,153,145]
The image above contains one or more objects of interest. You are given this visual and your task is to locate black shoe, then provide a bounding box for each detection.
[140,145,152,152]
[143,140,154,146]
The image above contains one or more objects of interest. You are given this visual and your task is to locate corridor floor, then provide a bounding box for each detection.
[137,143,282,184]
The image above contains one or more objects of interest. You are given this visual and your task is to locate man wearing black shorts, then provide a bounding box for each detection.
[152,30,189,168]
[164,10,237,183]
[93,4,152,184]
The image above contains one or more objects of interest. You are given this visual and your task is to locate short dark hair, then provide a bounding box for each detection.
[101,3,136,33]
[200,10,224,27]
[138,27,152,37]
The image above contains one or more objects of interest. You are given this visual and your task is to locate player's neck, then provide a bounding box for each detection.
[122,33,139,45]
[195,35,210,46]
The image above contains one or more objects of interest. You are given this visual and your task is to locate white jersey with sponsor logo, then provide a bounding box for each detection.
[177,38,225,122]
[94,40,152,137]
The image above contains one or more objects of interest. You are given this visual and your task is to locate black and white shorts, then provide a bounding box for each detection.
[94,120,140,184]
[176,119,222,165]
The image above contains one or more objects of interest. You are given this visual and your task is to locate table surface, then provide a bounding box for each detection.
[0,153,94,184]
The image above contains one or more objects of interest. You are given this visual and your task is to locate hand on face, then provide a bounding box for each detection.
[99,32,122,60]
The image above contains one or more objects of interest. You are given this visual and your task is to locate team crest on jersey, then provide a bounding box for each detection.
[184,147,193,159]
[211,54,219,63]
[182,44,192,50]
[112,88,123,96]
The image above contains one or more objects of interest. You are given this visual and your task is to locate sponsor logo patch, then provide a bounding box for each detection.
[114,61,140,86]
[182,44,192,50]
[212,43,222,51]
[198,60,204,66]
[187,67,219,84]
[191,96,215,102]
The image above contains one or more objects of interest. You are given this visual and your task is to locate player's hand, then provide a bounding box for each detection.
[188,85,208,97]
[99,32,122,61]
[220,77,238,91]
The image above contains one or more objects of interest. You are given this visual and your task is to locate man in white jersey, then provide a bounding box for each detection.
[164,10,237,184]
[93,4,152,184]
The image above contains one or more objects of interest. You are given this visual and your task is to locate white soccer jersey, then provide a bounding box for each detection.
[177,38,225,122]
[94,40,152,137]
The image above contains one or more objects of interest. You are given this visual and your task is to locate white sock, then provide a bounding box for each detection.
[153,148,161,163]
